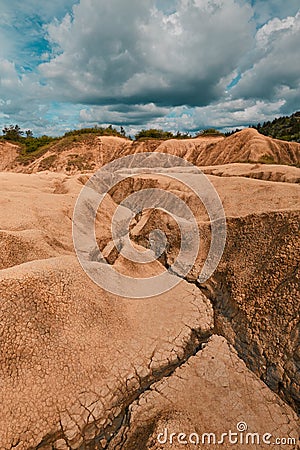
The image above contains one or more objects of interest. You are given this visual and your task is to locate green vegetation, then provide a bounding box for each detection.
[37,154,58,171]
[2,125,58,157]
[135,129,174,140]
[254,112,300,142]
[2,124,25,140]
[63,125,125,138]
[135,129,191,140]
[21,135,58,153]
[224,128,242,137]
[258,154,276,165]
[1,124,128,160]
[197,128,225,137]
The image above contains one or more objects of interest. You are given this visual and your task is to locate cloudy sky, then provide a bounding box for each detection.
[0,0,299,136]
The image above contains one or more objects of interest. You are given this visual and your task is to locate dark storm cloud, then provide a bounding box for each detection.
[80,103,170,126]
[39,0,255,108]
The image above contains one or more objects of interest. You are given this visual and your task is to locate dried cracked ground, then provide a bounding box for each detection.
[0,131,299,449]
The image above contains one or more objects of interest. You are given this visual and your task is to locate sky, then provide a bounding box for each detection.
[0,0,299,136]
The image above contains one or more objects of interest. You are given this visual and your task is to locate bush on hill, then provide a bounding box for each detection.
[197,128,225,137]
[135,129,174,140]
[63,125,126,138]
[1,125,57,154]
[135,129,192,140]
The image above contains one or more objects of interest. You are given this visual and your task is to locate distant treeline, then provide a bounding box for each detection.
[0,124,222,155]
[64,124,126,138]
[134,129,192,140]
[1,125,57,153]
[225,111,300,142]
[134,128,225,140]
[0,124,126,154]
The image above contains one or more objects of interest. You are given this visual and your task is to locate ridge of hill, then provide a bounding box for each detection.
[1,128,299,175]
[226,111,300,142]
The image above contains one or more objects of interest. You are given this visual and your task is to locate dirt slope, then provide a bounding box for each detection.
[201,162,300,183]
[0,141,19,170]
[200,128,300,166]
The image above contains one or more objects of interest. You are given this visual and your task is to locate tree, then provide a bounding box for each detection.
[197,128,224,137]
[120,126,126,137]
[2,124,24,141]
[25,130,33,138]
[135,128,174,140]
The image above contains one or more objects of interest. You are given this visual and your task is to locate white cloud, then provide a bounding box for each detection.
[232,11,300,107]
[0,59,22,93]
[256,15,297,48]
[0,59,54,133]
[142,98,286,133]
[79,98,287,136]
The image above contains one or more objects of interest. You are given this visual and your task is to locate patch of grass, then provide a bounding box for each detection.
[22,136,58,153]
[65,154,94,172]
[135,129,174,140]
[17,144,54,164]
[258,154,276,164]
[198,128,225,137]
[63,125,125,138]
[38,154,57,171]
[135,129,193,140]
[15,133,101,165]
[47,133,102,153]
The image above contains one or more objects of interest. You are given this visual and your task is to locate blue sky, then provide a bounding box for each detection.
[0,0,299,136]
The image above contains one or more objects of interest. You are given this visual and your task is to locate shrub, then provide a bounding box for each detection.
[259,154,276,164]
[135,129,174,140]
[198,128,224,137]
[63,125,125,138]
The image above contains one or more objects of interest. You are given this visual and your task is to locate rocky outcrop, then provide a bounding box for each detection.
[201,162,300,183]
[202,128,300,166]
[201,211,300,414]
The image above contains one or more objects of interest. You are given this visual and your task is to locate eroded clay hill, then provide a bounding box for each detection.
[0,154,299,449]
[1,128,299,176]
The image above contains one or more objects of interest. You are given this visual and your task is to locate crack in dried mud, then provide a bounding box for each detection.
[33,327,212,450]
